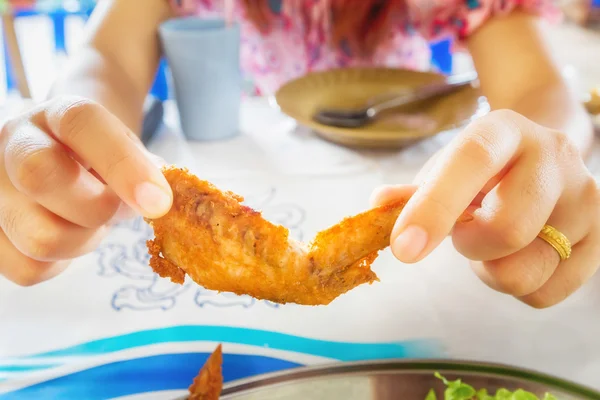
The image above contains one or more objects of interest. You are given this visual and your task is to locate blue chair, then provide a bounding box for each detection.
[151,58,169,101]
[2,29,16,92]
[430,37,453,75]
[3,1,94,94]
[3,0,168,100]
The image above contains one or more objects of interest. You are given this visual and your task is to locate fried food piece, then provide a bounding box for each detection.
[146,166,407,305]
[189,344,223,400]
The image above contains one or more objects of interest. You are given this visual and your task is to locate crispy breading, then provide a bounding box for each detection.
[146,166,407,305]
[188,344,223,400]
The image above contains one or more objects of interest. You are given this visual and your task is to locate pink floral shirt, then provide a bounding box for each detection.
[170,0,559,95]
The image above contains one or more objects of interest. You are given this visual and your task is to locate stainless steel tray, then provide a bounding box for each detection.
[207,360,600,399]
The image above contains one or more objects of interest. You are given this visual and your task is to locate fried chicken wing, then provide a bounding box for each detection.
[146,166,407,305]
[188,344,223,400]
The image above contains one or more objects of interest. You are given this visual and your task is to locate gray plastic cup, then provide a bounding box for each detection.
[159,17,241,141]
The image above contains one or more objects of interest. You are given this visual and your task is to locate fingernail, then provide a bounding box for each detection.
[134,182,172,218]
[392,225,428,262]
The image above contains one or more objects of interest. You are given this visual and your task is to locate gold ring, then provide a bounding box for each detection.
[537,225,572,262]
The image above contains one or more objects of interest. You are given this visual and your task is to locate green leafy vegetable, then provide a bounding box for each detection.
[426,373,558,400]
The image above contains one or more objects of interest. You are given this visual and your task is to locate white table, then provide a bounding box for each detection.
[0,96,599,399]
[2,18,600,398]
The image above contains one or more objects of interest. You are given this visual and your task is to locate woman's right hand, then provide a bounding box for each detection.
[0,96,173,286]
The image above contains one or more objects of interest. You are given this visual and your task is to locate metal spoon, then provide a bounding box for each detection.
[313,71,478,128]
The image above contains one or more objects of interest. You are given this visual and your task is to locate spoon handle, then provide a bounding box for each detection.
[368,71,478,117]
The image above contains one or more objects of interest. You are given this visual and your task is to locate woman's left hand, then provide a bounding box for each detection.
[371,109,600,308]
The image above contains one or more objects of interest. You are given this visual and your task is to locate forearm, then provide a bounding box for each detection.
[48,47,147,135]
[47,0,174,134]
[493,80,594,157]
[466,12,594,157]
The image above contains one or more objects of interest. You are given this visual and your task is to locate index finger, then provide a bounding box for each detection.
[43,97,172,218]
[390,110,526,263]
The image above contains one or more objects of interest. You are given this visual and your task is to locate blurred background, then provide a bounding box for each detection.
[0,0,94,102]
[1,0,600,106]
